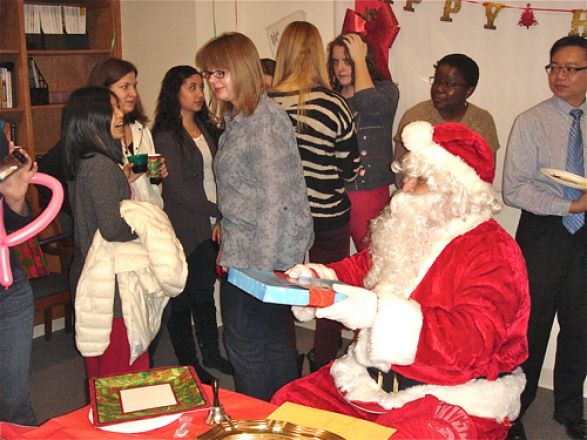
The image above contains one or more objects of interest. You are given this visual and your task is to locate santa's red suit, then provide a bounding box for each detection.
[272,122,530,440]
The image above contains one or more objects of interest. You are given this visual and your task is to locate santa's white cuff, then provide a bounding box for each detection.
[369,294,423,365]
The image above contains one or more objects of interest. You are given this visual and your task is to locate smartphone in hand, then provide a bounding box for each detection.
[0,148,28,182]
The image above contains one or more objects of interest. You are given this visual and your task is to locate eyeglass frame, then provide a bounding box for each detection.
[429,76,468,89]
[202,69,227,80]
[544,64,587,75]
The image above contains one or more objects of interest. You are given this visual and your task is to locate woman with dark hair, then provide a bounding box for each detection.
[196,32,313,401]
[393,53,499,188]
[152,66,231,385]
[327,33,399,252]
[260,58,276,89]
[87,57,165,207]
[64,86,145,377]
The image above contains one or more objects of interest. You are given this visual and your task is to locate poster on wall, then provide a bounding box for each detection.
[266,10,306,57]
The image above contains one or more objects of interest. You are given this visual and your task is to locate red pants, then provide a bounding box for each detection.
[84,317,149,379]
[348,185,391,251]
[272,365,509,440]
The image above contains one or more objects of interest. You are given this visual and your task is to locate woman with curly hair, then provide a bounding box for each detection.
[152,66,231,385]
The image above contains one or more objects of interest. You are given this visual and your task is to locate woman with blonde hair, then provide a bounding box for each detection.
[270,21,360,373]
[196,32,313,401]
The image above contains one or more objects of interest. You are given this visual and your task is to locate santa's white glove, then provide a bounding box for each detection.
[315,284,377,330]
[288,263,338,322]
[286,263,337,280]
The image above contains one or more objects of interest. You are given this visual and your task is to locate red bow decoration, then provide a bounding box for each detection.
[342,2,400,80]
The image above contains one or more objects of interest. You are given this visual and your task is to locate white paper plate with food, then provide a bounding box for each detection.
[540,168,587,190]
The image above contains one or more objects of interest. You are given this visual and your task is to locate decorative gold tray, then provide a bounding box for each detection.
[196,419,346,439]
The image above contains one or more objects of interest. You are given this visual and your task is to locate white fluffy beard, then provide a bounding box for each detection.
[364,190,457,297]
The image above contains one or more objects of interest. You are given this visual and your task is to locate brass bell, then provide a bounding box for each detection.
[205,379,231,426]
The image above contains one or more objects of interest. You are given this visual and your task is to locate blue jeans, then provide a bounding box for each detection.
[0,266,37,425]
[221,280,297,401]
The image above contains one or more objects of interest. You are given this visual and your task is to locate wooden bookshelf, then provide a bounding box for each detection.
[0,0,122,156]
[0,0,121,305]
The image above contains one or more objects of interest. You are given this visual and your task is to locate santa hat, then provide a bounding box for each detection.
[401,121,495,192]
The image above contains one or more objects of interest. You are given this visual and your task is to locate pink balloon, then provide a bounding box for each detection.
[0,173,64,289]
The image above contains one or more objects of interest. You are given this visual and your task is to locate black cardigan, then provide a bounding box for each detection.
[153,119,219,256]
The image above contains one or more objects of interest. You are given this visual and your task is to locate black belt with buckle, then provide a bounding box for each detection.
[367,367,425,392]
[367,368,514,393]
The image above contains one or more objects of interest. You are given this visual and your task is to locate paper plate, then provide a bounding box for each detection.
[541,168,587,190]
[88,408,182,433]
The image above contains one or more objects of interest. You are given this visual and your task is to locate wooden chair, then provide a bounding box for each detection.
[31,228,74,341]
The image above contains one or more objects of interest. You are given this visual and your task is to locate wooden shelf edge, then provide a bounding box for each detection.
[32,103,66,110]
[27,49,114,56]
[0,107,23,114]
[0,50,20,55]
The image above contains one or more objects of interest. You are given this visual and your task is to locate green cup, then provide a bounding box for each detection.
[127,153,148,173]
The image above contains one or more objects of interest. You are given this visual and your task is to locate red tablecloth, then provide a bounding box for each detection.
[0,386,276,439]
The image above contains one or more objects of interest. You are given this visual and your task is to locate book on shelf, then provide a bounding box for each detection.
[0,63,16,109]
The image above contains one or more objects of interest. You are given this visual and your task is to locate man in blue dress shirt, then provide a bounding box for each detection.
[503,36,587,440]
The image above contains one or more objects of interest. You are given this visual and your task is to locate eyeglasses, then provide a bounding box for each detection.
[202,69,226,80]
[544,65,587,75]
[429,76,467,89]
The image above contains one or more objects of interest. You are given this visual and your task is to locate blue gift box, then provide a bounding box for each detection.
[227,268,347,307]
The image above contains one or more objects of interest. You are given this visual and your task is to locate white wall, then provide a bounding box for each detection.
[120,0,586,395]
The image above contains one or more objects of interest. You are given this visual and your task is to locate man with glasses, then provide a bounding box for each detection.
[503,35,587,440]
[393,53,499,187]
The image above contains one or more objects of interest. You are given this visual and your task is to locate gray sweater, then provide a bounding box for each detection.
[69,153,136,309]
[216,93,313,271]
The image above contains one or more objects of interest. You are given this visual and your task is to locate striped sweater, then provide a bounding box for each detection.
[270,87,360,232]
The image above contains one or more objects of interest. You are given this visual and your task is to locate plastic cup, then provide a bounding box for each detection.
[147,153,163,184]
[147,154,162,178]
[127,153,148,173]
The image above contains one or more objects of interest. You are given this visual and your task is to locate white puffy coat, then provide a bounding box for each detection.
[75,200,187,364]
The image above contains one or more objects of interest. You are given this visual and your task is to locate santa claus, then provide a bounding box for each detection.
[272,121,530,440]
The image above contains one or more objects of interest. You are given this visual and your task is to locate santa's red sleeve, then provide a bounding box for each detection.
[325,249,372,287]
[369,221,530,383]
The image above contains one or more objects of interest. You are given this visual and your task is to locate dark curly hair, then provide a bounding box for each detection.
[327,33,384,93]
[434,54,479,88]
[152,65,221,145]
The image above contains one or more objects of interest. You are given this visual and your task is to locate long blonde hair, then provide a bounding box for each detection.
[273,21,331,131]
[196,32,264,122]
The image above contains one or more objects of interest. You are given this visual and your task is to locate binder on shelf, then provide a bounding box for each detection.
[25,4,89,50]
[27,58,49,106]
